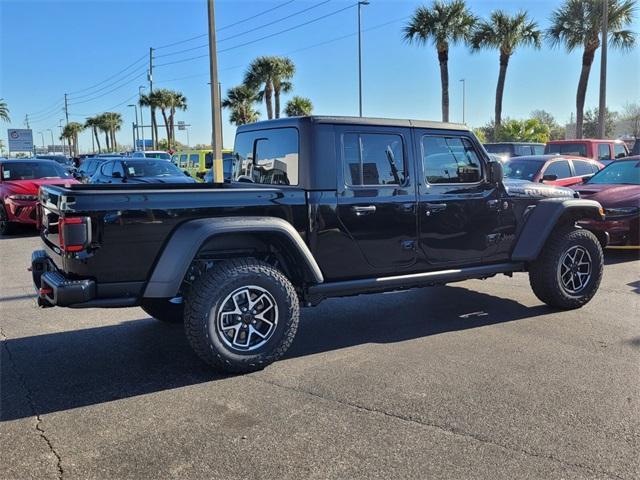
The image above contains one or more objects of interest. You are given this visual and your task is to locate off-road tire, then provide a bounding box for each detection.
[529,226,603,309]
[0,204,15,236]
[184,258,299,373]
[141,298,185,323]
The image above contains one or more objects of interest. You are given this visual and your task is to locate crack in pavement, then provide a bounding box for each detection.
[251,376,626,480]
[1,327,64,480]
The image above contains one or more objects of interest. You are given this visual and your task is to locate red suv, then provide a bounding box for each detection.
[544,139,629,163]
[0,159,78,235]
[503,155,604,187]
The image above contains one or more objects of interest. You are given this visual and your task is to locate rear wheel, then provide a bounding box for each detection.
[0,204,15,236]
[184,258,299,373]
[529,226,603,309]
[140,298,184,323]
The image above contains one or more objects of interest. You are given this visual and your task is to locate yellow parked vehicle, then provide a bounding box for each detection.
[172,149,233,180]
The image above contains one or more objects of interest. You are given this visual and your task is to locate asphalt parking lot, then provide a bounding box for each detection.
[1,230,638,480]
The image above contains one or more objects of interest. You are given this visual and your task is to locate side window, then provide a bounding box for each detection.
[591,162,601,174]
[532,145,545,155]
[514,145,531,156]
[573,160,593,176]
[233,128,299,185]
[545,160,572,179]
[614,143,627,159]
[343,133,405,186]
[100,161,113,177]
[598,144,611,161]
[422,136,482,184]
[112,161,125,177]
[189,154,199,166]
[205,153,213,169]
[180,154,187,167]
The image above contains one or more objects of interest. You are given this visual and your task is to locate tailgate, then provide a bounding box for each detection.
[38,186,64,250]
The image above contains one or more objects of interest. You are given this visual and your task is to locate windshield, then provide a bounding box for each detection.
[503,160,545,181]
[124,160,184,177]
[586,160,640,185]
[484,144,512,155]
[545,143,587,157]
[144,152,171,160]
[1,162,71,180]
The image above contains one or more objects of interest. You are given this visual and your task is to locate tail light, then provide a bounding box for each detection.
[59,216,91,253]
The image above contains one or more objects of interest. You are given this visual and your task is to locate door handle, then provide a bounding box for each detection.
[352,205,377,216]
[424,203,447,215]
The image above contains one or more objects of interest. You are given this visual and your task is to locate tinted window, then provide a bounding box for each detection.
[145,152,171,160]
[503,160,544,180]
[233,128,299,185]
[573,160,594,176]
[422,136,482,184]
[100,162,113,177]
[484,144,513,156]
[1,162,70,180]
[587,160,640,185]
[514,145,532,156]
[87,160,100,175]
[597,144,611,161]
[545,143,588,157]
[614,143,627,159]
[343,133,405,186]
[112,161,125,177]
[545,160,572,178]
[189,154,199,166]
[532,145,545,155]
[124,160,183,177]
[205,152,213,169]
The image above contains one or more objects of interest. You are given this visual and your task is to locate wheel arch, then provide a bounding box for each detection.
[511,198,604,262]
[143,217,324,298]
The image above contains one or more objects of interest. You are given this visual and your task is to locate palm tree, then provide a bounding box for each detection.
[61,122,83,157]
[150,89,187,150]
[244,56,296,120]
[100,112,123,152]
[167,90,187,149]
[84,116,102,153]
[548,0,636,138]
[96,113,111,151]
[222,85,261,126]
[139,93,159,149]
[404,0,476,122]
[285,96,313,117]
[471,11,541,134]
[0,98,9,123]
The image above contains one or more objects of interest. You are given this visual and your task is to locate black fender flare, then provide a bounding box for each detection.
[511,198,604,262]
[144,217,324,298]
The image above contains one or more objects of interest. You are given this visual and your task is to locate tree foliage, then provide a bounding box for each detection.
[0,98,10,123]
[284,96,313,117]
[222,85,261,126]
[494,118,550,143]
[582,107,618,138]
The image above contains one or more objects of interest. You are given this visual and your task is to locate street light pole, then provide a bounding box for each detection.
[357,0,369,117]
[47,129,54,153]
[597,0,608,139]
[128,104,139,150]
[38,132,45,152]
[208,0,223,181]
[58,119,65,155]
[459,78,466,124]
[139,86,146,151]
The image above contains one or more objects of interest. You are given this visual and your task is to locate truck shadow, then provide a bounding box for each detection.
[1,285,550,421]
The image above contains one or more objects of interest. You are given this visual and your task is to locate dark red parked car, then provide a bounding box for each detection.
[0,159,78,235]
[503,155,604,187]
[573,156,640,249]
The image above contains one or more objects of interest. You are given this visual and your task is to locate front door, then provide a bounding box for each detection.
[415,131,506,266]
[336,127,418,275]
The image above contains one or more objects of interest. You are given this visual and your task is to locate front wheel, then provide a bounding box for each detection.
[529,226,603,309]
[184,259,299,373]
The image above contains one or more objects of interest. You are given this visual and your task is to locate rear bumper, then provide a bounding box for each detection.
[32,250,141,308]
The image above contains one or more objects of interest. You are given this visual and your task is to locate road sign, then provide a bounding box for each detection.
[7,129,34,152]
[177,121,186,131]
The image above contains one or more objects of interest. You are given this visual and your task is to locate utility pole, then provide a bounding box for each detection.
[357,0,369,117]
[208,0,223,181]
[459,78,466,124]
[139,85,146,151]
[149,48,156,149]
[24,114,30,129]
[47,129,54,152]
[597,0,608,139]
[63,93,69,126]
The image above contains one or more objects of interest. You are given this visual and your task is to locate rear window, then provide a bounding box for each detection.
[545,143,587,157]
[503,160,544,180]
[124,160,183,177]
[514,145,533,156]
[1,162,70,180]
[144,152,171,160]
[532,145,545,155]
[233,128,299,185]
[484,144,513,156]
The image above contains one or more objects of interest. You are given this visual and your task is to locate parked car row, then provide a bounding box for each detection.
[484,139,630,163]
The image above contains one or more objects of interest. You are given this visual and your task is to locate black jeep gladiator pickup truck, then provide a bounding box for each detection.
[32,116,605,373]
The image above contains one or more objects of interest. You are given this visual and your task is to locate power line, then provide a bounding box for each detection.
[155,3,356,68]
[68,70,147,105]
[28,98,63,116]
[68,66,149,100]
[67,54,147,95]
[154,0,297,50]
[154,0,332,59]
[70,92,141,118]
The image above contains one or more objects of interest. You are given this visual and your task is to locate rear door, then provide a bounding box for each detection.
[415,130,506,266]
[335,126,418,274]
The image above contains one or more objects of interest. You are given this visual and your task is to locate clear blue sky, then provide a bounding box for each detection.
[1,0,639,152]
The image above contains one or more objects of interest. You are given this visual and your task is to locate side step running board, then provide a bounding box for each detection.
[306,262,525,304]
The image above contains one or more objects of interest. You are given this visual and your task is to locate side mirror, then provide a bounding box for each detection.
[541,174,558,182]
[486,161,503,184]
[112,171,122,179]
